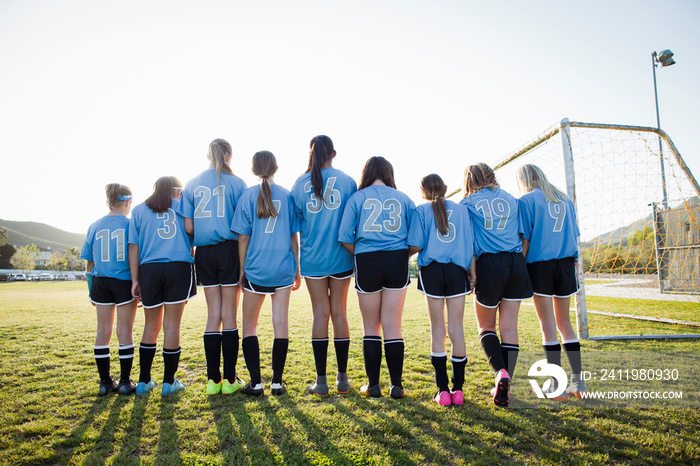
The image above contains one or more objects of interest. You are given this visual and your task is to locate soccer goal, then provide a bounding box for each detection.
[492,118,700,340]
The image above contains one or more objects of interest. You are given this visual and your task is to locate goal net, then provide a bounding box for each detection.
[492,119,700,340]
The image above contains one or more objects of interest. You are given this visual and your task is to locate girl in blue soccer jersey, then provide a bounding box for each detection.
[128,176,196,396]
[517,163,585,399]
[81,183,138,396]
[232,150,301,396]
[339,156,415,399]
[182,139,248,396]
[461,163,533,407]
[408,174,475,407]
[292,135,357,396]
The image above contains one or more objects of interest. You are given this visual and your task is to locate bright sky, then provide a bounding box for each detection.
[1,0,699,235]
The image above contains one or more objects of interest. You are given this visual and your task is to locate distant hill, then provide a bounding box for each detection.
[0,219,85,252]
[580,197,700,248]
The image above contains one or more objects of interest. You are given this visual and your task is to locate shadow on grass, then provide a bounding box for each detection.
[112,394,150,463]
[157,392,184,465]
[49,396,110,464]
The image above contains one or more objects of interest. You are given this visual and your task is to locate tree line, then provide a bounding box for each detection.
[0,228,85,271]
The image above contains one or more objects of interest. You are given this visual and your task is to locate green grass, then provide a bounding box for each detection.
[1,282,700,465]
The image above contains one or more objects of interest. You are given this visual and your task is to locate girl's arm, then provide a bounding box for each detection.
[128,244,141,300]
[238,234,250,288]
[520,234,530,259]
[342,242,355,255]
[291,233,301,291]
[468,255,477,288]
[184,218,194,236]
[408,246,422,257]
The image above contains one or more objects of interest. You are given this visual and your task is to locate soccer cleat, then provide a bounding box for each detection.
[240,382,264,396]
[206,379,223,395]
[98,379,118,397]
[493,369,511,407]
[335,372,351,394]
[451,389,464,406]
[566,378,587,399]
[117,380,137,395]
[360,384,382,398]
[271,382,287,396]
[222,377,245,395]
[135,380,157,395]
[389,385,407,399]
[433,390,452,407]
[161,379,186,396]
[308,375,329,396]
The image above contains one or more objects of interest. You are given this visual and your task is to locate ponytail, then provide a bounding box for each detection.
[306,135,335,199]
[420,174,449,236]
[208,138,234,184]
[252,151,279,219]
[105,183,132,210]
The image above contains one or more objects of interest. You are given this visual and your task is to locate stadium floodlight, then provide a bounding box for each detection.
[652,49,676,209]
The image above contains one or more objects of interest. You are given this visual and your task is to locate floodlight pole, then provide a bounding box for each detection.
[652,51,669,210]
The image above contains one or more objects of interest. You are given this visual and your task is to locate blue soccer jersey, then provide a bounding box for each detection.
[181,169,247,246]
[519,188,580,263]
[338,185,416,255]
[128,198,194,265]
[408,200,475,270]
[291,167,357,276]
[81,215,131,280]
[460,187,522,258]
[231,184,301,287]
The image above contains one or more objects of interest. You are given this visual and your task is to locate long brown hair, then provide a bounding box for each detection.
[420,174,449,236]
[359,156,396,190]
[464,163,499,196]
[105,183,132,210]
[306,135,335,199]
[145,176,182,214]
[252,151,279,219]
[208,138,234,184]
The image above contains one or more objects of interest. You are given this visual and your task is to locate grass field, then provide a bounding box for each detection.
[1,281,700,465]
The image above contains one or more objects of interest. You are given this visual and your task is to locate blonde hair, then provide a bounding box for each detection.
[105,183,132,210]
[516,164,567,203]
[208,138,234,184]
[464,163,499,196]
[252,151,279,219]
[420,174,449,236]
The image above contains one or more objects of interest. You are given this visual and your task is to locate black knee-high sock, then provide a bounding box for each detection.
[311,338,329,377]
[139,342,157,383]
[162,347,181,384]
[384,339,404,388]
[118,344,135,383]
[451,355,468,391]
[94,345,111,383]
[242,336,261,386]
[543,342,562,367]
[362,336,382,386]
[334,338,350,374]
[271,338,289,384]
[222,328,239,383]
[563,340,582,377]
[479,331,506,373]
[204,332,222,382]
[431,352,449,392]
[501,343,519,379]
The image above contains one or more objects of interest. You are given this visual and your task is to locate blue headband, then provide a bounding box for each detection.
[116,195,132,201]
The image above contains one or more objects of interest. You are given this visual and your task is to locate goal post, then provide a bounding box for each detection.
[492,118,700,341]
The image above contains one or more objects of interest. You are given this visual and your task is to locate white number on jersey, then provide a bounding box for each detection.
[304,177,342,213]
[265,200,282,234]
[548,201,566,232]
[475,198,510,230]
[437,210,456,243]
[95,228,126,262]
[194,185,226,219]
[362,198,402,233]
[158,209,177,239]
